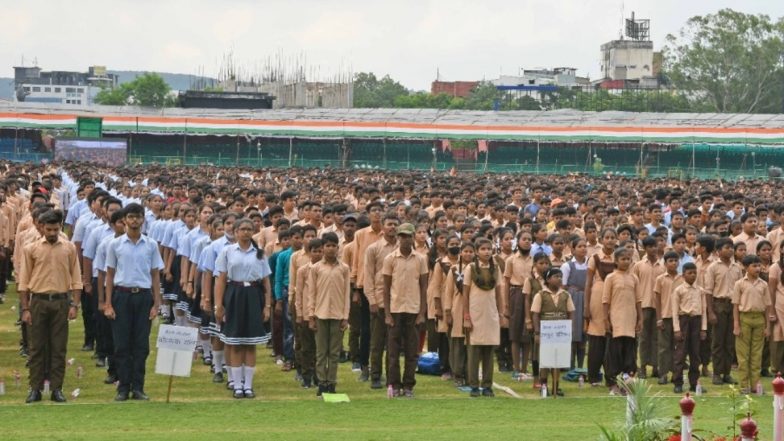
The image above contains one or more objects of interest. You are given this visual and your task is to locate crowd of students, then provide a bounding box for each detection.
[4,160,784,401]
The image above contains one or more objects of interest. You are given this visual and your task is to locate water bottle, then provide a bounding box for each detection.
[578,375,584,389]
[0,379,5,396]
[695,380,703,396]
[387,384,394,399]
[43,380,50,394]
[756,381,763,396]
[541,383,548,398]
[76,366,83,379]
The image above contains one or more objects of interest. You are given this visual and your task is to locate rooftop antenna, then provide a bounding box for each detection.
[619,2,624,40]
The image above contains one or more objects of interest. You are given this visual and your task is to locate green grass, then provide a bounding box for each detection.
[0,284,776,440]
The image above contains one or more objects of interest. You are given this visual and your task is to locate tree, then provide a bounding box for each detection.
[663,9,784,113]
[353,72,408,108]
[463,82,501,110]
[94,72,173,108]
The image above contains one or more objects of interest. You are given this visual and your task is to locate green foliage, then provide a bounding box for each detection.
[94,73,174,108]
[352,72,409,108]
[664,8,784,113]
[598,378,677,441]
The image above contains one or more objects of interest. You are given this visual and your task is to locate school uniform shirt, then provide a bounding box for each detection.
[503,253,533,287]
[769,264,784,342]
[694,254,716,291]
[428,257,456,330]
[18,237,83,294]
[294,263,313,321]
[190,235,212,266]
[362,237,398,309]
[676,253,695,275]
[671,283,707,332]
[560,257,589,287]
[442,263,468,338]
[252,226,278,250]
[530,287,576,315]
[351,225,384,289]
[704,260,744,300]
[549,253,568,268]
[734,232,764,256]
[463,262,503,346]
[381,249,429,314]
[587,250,615,336]
[767,228,784,262]
[181,227,209,260]
[288,249,311,311]
[71,210,100,243]
[65,199,87,226]
[83,223,114,277]
[732,276,771,313]
[273,247,293,300]
[200,236,231,277]
[306,259,351,320]
[654,272,683,319]
[341,239,356,283]
[105,234,165,289]
[531,242,552,257]
[215,243,272,282]
[93,234,116,276]
[632,258,665,309]
[602,270,641,338]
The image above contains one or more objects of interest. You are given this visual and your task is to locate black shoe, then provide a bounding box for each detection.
[673,385,683,393]
[115,391,129,402]
[81,344,94,352]
[328,384,336,394]
[25,389,42,404]
[95,358,106,368]
[233,389,244,399]
[131,390,149,401]
[51,389,67,402]
[470,387,480,397]
[712,375,724,385]
[316,384,325,397]
[723,375,738,385]
[370,379,383,389]
[103,374,118,385]
[482,388,495,397]
[243,389,255,399]
[651,368,659,378]
[761,369,772,378]
[212,372,224,383]
[689,385,707,394]
[358,367,369,382]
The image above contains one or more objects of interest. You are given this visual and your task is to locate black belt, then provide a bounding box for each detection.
[229,281,260,287]
[33,293,67,301]
[713,298,732,303]
[510,285,523,288]
[115,287,149,293]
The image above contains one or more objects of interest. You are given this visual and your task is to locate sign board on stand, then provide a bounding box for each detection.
[154,325,199,403]
[538,320,572,369]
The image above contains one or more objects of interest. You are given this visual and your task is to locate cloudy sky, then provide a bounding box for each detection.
[2,0,783,90]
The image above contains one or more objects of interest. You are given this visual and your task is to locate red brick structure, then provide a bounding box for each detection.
[431,81,479,98]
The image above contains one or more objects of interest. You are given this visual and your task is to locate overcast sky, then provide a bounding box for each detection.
[2,0,783,90]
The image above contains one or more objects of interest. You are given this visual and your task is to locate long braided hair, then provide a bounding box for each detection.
[472,238,497,291]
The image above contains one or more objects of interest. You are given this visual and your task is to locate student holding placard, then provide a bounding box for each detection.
[531,267,574,396]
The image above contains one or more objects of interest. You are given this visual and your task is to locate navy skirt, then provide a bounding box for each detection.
[219,284,269,345]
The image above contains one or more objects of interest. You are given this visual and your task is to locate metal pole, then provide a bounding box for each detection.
[288,137,293,167]
[536,139,540,174]
[182,119,187,165]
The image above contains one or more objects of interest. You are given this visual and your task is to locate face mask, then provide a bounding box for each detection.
[448,246,460,255]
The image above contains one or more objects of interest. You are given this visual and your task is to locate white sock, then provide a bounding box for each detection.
[212,351,224,374]
[243,366,255,391]
[231,367,243,391]
[202,339,212,359]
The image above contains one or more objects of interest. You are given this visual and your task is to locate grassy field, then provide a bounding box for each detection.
[0,284,776,440]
